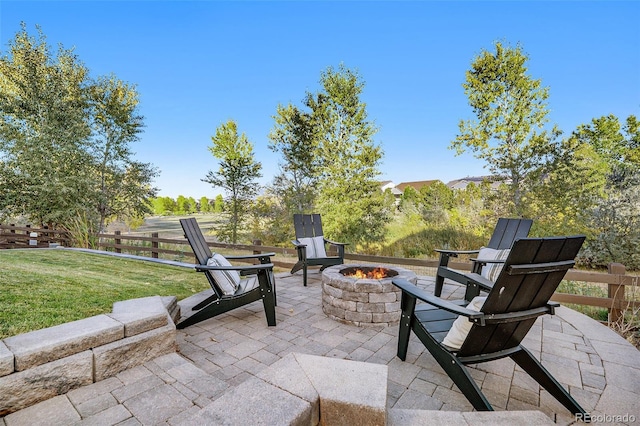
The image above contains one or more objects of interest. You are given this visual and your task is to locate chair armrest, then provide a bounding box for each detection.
[195,263,274,273]
[470,258,505,265]
[323,238,348,247]
[225,253,275,260]
[392,278,485,323]
[434,248,480,257]
[463,273,494,292]
[482,304,556,325]
[292,240,306,247]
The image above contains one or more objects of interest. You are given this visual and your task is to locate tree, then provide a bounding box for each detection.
[0,24,93,226]
[268,103,319,214]
[88,74,157,231]
[451,42,561,216]
[151,196,177,215]
[308,64,388,246]
[0,24,157,239]
[550,114,640,268]
[203,120,262,243]
[199,196,211,213]
[213,194,224,213]
[419,181,454,227]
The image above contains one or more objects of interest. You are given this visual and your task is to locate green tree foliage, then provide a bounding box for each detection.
[0,24,93,226]
[267,64,389,247]
[151,196,177,215]
[308,64,388,246]
[248,193,291,246]
[199,196,211,213]
[203,120,261,243]
[0,24,157,236]
[213,194,224,213]
[88,74,157,230]
[268,104,319,214]
[566,115,640,268]
[451,42,561,216]
[176,195,196,214]
[417,181,456,227]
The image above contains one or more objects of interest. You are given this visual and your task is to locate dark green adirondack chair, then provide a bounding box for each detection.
[290,214,347,286]
[434,218,532,299]
[177,218,277,329]
[393,236,590,420]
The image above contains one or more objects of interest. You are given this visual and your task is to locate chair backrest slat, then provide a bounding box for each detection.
[293,214,324,238]
[487,218,533,250]
[180,218,213,265]
[458,235,585,357]
[180,218,223,298]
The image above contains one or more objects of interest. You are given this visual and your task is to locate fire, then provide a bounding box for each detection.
[350,267,388,279]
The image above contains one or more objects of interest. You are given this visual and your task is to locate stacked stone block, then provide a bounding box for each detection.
[0,295,179,416]
[321,264,418,327]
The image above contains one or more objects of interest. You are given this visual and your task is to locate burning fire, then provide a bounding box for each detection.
[348,267,389,279]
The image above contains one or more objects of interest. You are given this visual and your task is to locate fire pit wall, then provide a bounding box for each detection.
[321,264,418,327]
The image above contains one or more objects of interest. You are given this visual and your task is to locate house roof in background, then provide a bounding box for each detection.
[396,180,440,192]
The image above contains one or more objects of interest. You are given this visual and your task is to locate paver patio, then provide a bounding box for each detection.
[3,270,639,425]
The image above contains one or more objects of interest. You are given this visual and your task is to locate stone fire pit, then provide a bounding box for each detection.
[321,264,418,327]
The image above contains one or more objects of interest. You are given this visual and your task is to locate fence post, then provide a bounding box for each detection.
[9,224,15,244]
[607,263,626,324]
[252,239,262,255]
[42,225,50,246]
[115,230,122,254]
[152,232,159,259]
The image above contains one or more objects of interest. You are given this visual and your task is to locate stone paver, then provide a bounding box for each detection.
[2,270,640,425]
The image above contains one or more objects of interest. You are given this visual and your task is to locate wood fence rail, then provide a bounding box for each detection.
[94,232,639,323]
[2,227,637,323]
[0,224,71,248]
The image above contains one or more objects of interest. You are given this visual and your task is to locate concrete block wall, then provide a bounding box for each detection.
[0,296,180,416]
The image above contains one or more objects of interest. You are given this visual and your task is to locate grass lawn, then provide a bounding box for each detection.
[0,249,209,339]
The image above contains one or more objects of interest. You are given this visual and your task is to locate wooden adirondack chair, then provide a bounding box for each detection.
[393,236,589,420]
[434,218,533,298]
[177,218,277,329]
[290,214,347,286]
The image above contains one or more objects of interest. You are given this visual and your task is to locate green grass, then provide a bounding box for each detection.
[0,249,209,339]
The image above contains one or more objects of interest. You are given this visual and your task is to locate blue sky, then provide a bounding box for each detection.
[1,1,639,199]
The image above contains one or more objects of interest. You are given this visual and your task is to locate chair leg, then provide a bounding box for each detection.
[270,270,277,306]
[303,263,307,287]
[290,261,303,274]
[397,292,416,361]
[258,271,276,326]
[511,347,589,420]
[434,252,451,297]
[413,325,493,411]
[434,272,445,297]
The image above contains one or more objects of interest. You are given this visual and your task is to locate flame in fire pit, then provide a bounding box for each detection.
[342,266,395,279]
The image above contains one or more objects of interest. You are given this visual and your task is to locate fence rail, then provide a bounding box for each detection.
[0,224,71,248]
[2,227,637,322]
[96,232,639,322]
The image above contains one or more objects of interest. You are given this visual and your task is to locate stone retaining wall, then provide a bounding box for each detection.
[0,296,180,416]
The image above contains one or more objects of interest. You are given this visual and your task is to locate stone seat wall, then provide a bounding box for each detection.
[0,295,180,416]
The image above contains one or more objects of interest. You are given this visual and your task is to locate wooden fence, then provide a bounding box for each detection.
[0,224,71,249]
[2,227,637,323]
[93,231,639,323]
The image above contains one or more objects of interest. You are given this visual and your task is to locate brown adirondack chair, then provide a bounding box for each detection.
[177,218,277,329]
[434,218,533,299]
[392,235,589,420]
[290,213,347,286]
